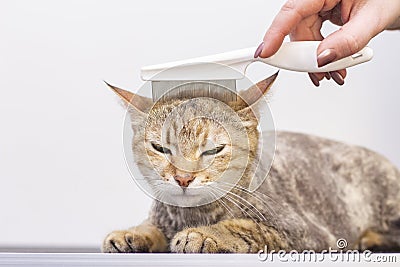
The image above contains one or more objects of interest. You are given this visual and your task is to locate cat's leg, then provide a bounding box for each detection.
[102,219,168,253]
[170,218,287,253]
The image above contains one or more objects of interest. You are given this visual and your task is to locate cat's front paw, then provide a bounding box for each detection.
[102,230,150,253]
[171,228,228,253]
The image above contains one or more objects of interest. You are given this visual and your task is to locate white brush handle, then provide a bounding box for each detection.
[141,41,373,81]
[257,41,373,72]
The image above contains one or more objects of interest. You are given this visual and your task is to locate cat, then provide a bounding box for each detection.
[102,72,400,253]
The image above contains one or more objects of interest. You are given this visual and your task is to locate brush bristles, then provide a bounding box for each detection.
[152,80,237,103]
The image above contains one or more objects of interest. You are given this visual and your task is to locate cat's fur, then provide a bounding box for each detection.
[102,73,400,253]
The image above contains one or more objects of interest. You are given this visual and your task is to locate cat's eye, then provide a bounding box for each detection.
[201,145,225,156]
[151,143,172,154]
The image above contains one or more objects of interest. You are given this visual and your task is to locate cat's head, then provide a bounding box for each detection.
[106,72,278,206]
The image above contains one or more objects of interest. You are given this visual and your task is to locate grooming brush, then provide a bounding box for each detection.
[141,41,373,102]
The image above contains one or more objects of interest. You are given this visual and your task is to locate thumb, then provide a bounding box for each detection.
[316,10,382,67]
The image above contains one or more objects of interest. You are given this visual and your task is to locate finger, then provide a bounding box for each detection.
[310,68,346,85]
[317,7,384,67]
[309,73,325,87]
[261,0,327,58]
[337,69,346,79]
[325,73,331,80]
[309,68,346,86]
[289,14,324,41]
[329,69,347,85]
[319,4,343,26]
[288,15,330,86]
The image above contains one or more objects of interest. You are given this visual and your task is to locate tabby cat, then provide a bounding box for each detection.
[102,73,400,253]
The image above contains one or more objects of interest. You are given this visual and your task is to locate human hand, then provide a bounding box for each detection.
[255,0,400,86]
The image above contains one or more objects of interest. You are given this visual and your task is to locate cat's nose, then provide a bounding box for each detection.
[173,174,195,187]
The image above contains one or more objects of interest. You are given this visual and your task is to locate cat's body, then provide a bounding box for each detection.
[144,131,400,249]
[102,74,400,253]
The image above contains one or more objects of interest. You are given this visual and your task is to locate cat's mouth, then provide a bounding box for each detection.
[149,180,219,206]
[171,187,201,196]
[150,181,220,207]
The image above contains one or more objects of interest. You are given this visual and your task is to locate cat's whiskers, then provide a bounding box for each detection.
[215,180,278,204]
[207,190,236,220]
[150,185,164,198]
[223,189,266,222]
[145,177,173,200]
[143,175,277,222]
[212,188,264,230]
[139,175,173,187]
[221,191,278,227]
[212,183,268,216]
[215,180,282,209]
[214,181,278,218]
[211,186,265,224]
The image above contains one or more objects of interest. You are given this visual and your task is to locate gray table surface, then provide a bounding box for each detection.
[0,252,399,267]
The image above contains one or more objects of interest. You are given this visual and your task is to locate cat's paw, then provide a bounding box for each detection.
[102,230,150,253]
[170,228,228,253]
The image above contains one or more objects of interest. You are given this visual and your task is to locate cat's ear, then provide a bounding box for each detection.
[236,71,278,127]
[238,71,278,108]
[104,81,153,114]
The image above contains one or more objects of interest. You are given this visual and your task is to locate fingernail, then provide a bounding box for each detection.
[254,42,264,58]
[308,73,320,87]
[325,72,331,80]
[317,49,336,67]
[329,71,344,85]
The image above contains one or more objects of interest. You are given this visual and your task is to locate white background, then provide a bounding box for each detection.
[0,0,399,249]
